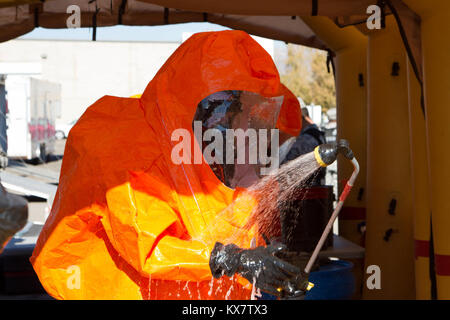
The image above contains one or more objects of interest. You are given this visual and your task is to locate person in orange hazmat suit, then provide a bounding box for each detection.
[30,30,303,300]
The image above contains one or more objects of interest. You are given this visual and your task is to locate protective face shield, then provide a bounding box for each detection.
[193,90,284,188]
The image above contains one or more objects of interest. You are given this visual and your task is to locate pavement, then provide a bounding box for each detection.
[5,139,65,223]
[0,143,65,299]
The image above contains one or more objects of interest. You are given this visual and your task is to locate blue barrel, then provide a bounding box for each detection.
[305,260,355,300]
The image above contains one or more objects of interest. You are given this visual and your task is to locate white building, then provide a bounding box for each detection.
[0,39,179,125]
[0,35,278,126]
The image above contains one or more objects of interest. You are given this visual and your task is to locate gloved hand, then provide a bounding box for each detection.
[209,241,304,296]
[280,273,310,299]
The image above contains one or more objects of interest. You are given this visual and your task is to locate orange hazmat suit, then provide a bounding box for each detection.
[31,30,301,299]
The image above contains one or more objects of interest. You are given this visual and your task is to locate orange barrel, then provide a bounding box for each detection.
[363,16,415,299]
[405,0,450,299]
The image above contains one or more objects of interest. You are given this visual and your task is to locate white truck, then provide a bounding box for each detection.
[4,75,60,162]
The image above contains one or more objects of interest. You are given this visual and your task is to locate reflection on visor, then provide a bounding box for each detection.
[196,91,283,132]
[193,90,284,188]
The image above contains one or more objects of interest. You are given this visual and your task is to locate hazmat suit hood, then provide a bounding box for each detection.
[31,30,301,300]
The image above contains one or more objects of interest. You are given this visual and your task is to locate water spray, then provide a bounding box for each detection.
[305,139,359,274]
[221,139,359,299]
[284,139,359,298]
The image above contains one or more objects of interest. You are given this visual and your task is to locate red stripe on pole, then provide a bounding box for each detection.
[414,239,429,259]
[339,183,352,202]
[340,207,366,220]
[435,255,450,276]
[412,241,450,276]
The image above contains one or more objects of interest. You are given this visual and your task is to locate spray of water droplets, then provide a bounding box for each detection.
[206,151,321,247]
[246,151,321,237]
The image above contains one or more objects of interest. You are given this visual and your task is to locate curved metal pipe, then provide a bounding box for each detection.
[305,143,359,274]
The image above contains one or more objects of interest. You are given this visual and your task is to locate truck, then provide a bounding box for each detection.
[4,75,60,162]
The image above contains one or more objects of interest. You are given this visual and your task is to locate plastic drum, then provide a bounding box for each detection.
[305,260,355,300]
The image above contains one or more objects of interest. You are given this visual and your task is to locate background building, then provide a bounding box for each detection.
[0,39,179,125]
[0,35,277,127]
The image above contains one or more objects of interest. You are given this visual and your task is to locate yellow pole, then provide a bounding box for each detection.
[406,59,432,300]
[363,16,415,299]
[301,17,367,298]
[405,0,450,299]
[334,43,368,247]
[301,17,367,245]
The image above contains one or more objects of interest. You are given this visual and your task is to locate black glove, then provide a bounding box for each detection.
[209,241,304,296]
[280,273,310,299]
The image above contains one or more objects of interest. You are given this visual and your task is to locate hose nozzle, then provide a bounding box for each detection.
[314,139,354,167]
[305,140,359,275]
